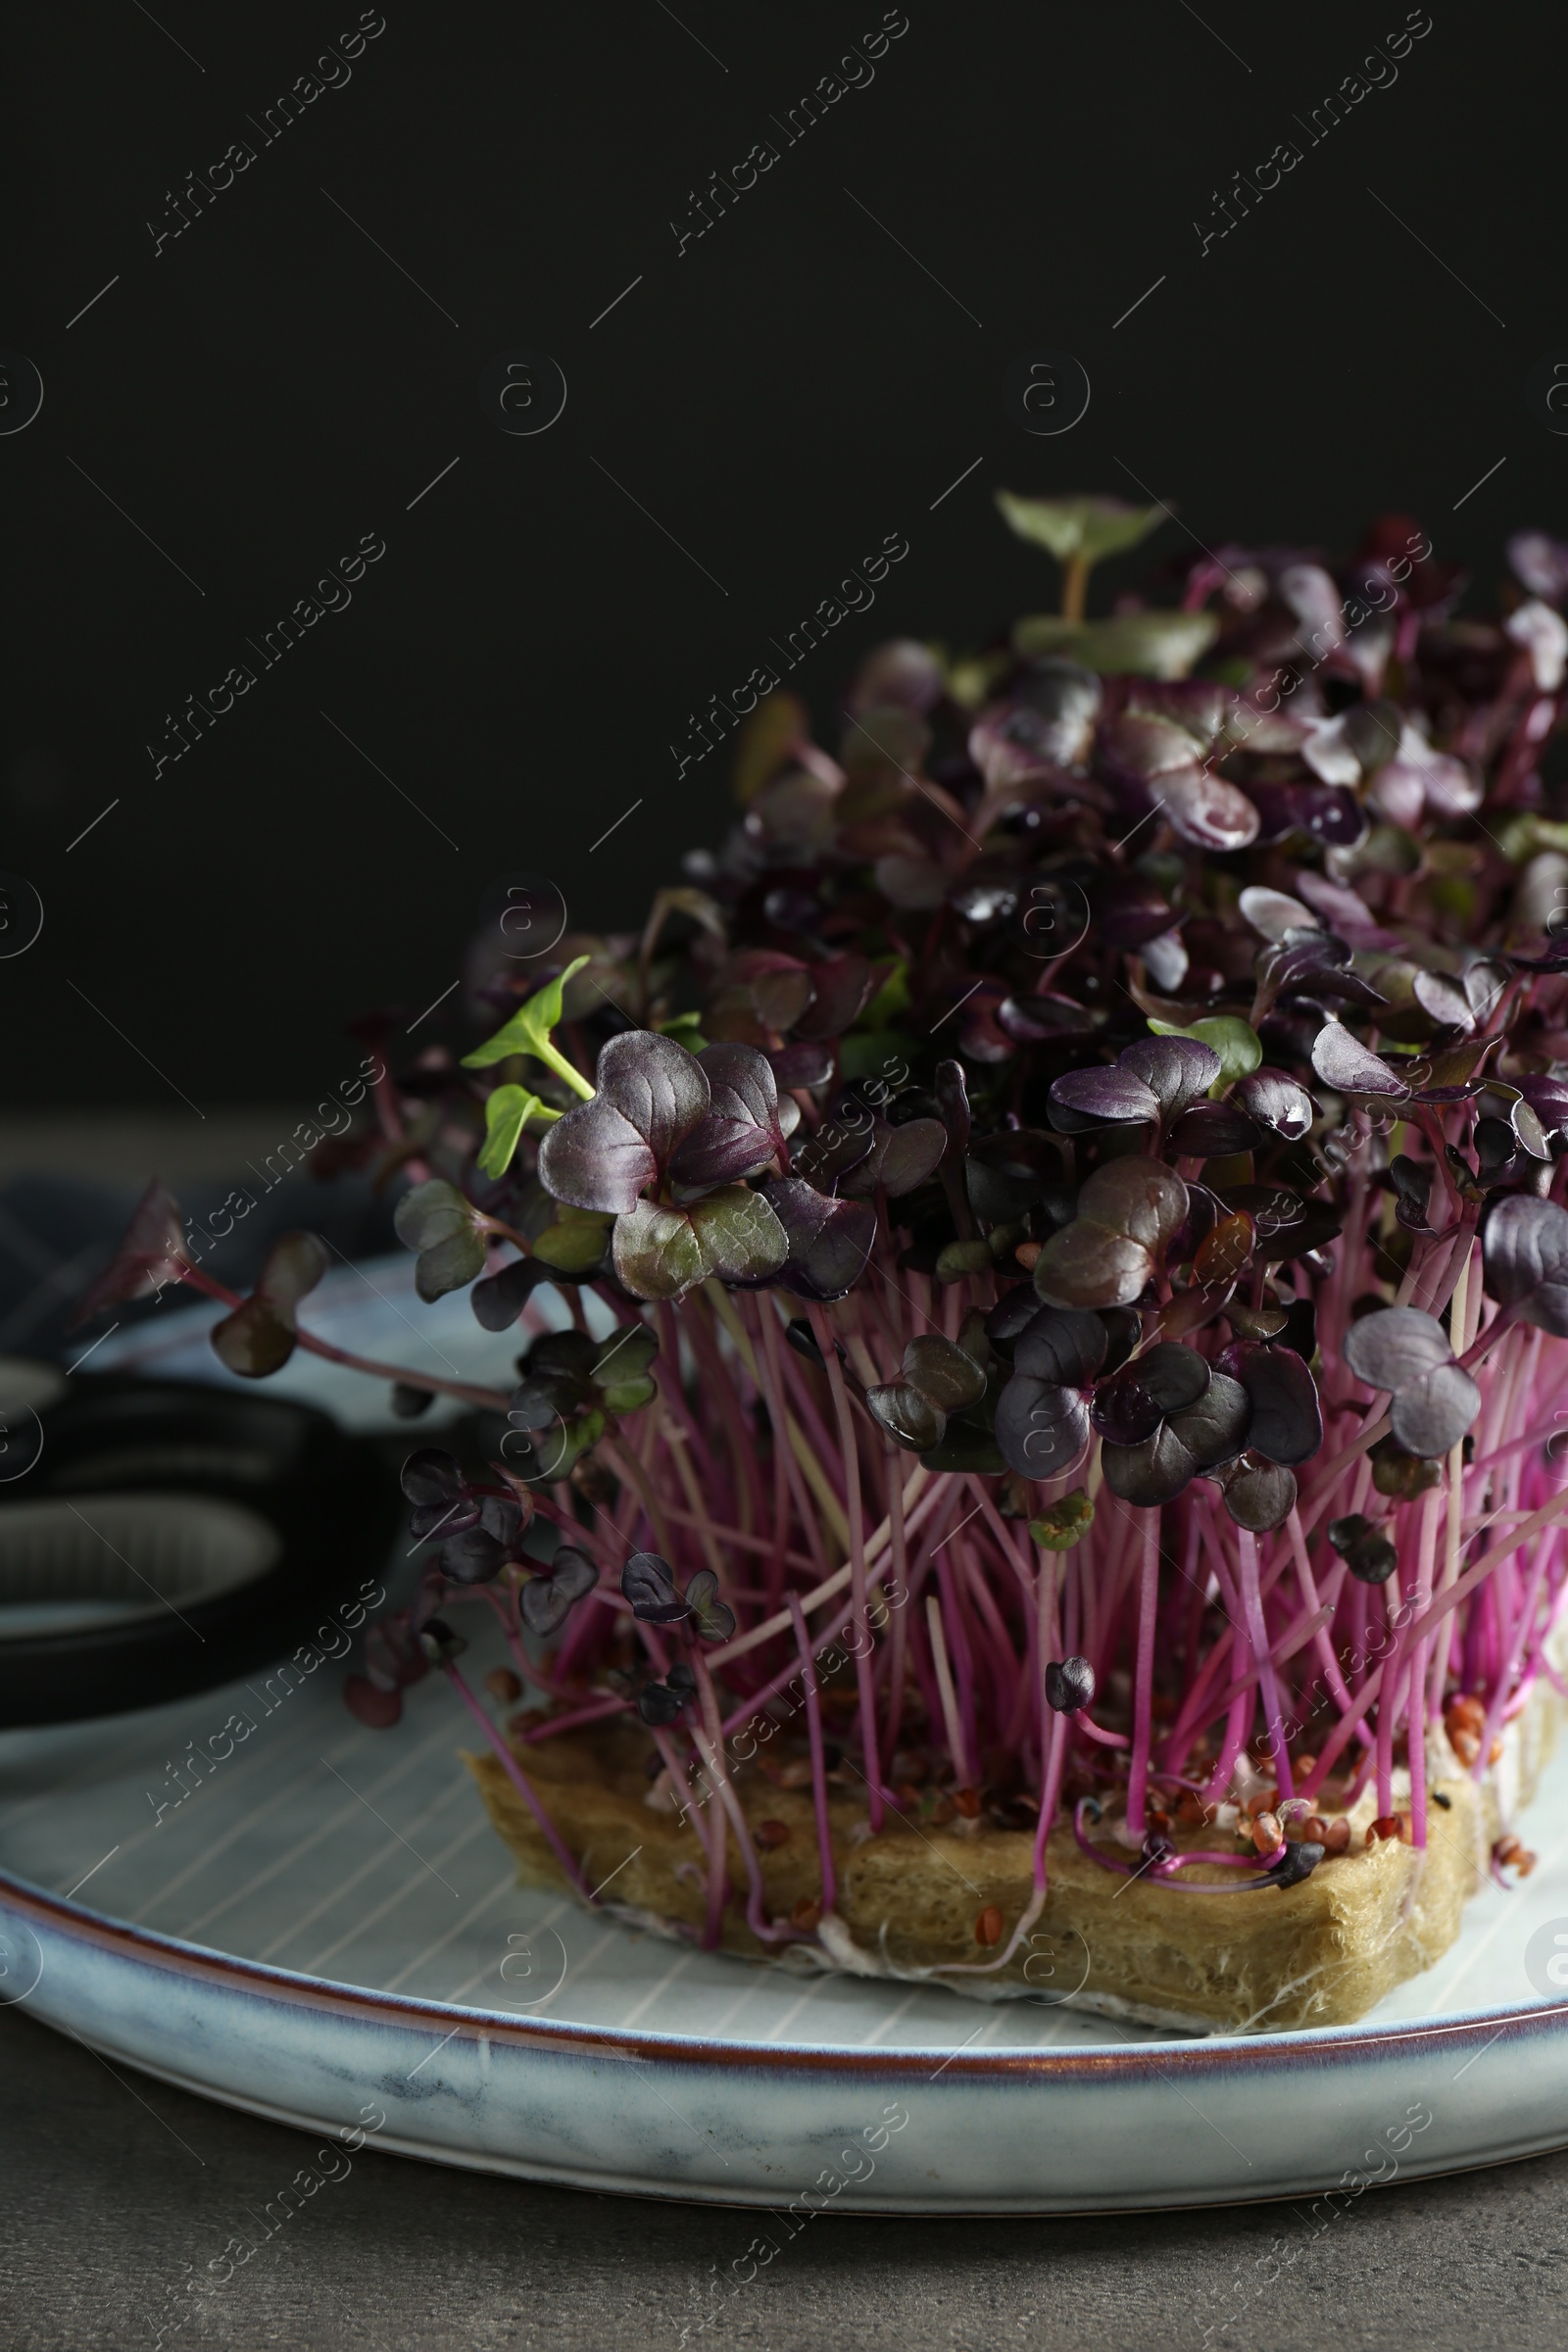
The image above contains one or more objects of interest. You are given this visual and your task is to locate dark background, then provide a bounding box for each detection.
[1,1,1561,1110]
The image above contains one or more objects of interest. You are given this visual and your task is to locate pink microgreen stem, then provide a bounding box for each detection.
[788,1593,837,1916]
[442,1660,593,1899]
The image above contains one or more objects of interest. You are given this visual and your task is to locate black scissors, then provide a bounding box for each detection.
[0,1372,398,1726]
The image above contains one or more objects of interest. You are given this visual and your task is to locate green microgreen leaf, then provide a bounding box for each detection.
[1148,1014,1263,1092]
[462,956,595,1098]
[477,1084,559,1180]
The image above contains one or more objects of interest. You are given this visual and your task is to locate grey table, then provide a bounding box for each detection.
[4,1998,1568,2351]
[3,1120,1567,2348]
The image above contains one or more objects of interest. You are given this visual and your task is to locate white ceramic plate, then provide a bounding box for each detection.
[2,1269,1565,2212]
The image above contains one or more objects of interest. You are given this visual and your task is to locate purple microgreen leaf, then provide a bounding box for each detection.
[1158,764,1261,853]
[1100,710,1206,781]
[1193,1209,1254,1288]
[509,1370,577,1436]
[210,1230,332,1378]
[1107,1341,1211,1423]
[792,952,875,1041]
[1328,1514,1398,1585]
[539,1030,711,1214]
[1390,1361,1481,1458]
[848,638,945,714]
[1088,1365,1165,1447]
[838,1115,947,1200]
[987,1286,1051,1347]
[791,1110,878,1189]
[255,1231,331,1315]
[440,1523,512,1586]
[1239,886,1319,942]
[1508,529,1568,605]
[1310,1023,1411,1102]
[1034,1158,1188,1312]
[1166,1100,1267,1157]
[964,1129,1062,1221]
[1220,1185,1342,1261]
[73,1179,190,1326]
[393,1180,488,1300]
[1233,1068,1315,1141]
[866,1379,947,1452]
[520,1544,599,1638]
[470,1255,558,1330]
[1410,969,1475,1030]
[1245,780,1367,849]
[684,1568,737,1643]
[1343,1306,1454,1393]
[766,1041,834,1089]
[1013,1304,1108,1388]
[401,1449,467,1511]
[1101,1422,1199,1506]
[670,1043,787,1188]
[1256,929,1356,1005]
[994,1375,1091,1482]
[1076,1157,1189,1250]
[415,1223,489,1303]
[637,1679,690,1726]
[1168,1372,1251,1469]
[746,960,814,1034]
[1118,1035,1222,1117]
[758,1180,876,1301]
[902,1334,987,1414]
[1048,1064,1160,1132]
[621,1551,689,1624]
[210,1298,298,1379]
[1389,1155,1433,1233]
[1034,1221,1154,1312]
[1482,1194,1568,1334]
[1514,1073,1568,1140]
[1223,1342,1323,1466]
[1216,1455,1297,1533]
[1292,868,1400,949]
[1480,1086,1552,1162]
[531,1336,597,1383]
[1093,1344,1212,1447]
[934,1059,971,1158]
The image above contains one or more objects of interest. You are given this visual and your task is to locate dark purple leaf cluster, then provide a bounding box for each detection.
[400,1447,529,1584]
[620,1551,736,1643]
